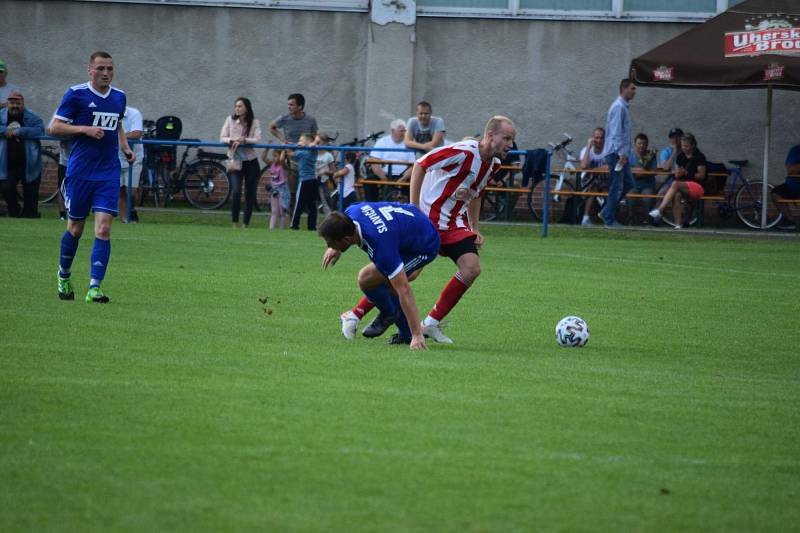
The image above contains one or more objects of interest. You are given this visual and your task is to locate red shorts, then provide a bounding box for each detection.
[686,181,704,200]
[438,227,477,247]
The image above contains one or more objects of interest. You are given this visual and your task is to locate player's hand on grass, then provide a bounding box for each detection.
[410,334,427,350]
[322,248,341,269]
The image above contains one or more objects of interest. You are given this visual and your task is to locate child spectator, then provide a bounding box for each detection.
[289,133,319,230]
[315,132,336,214]
[331,151,359,210]
[263,149,290,230]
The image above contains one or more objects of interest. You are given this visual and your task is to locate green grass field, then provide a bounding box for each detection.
[2,212,799,532]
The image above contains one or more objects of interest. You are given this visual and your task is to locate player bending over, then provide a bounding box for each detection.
[319,202,440,350]
[339,116,516,343]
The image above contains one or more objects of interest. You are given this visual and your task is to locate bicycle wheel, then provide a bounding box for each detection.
[528,176,575,223]
[39,150,61,203]
[481,185,510,221]
[183,160,230,210]
[254,166,272,212]
[734,180,781,229]
[655,181,698,228]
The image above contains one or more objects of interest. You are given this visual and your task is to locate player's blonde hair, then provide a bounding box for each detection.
[484,115,515,136]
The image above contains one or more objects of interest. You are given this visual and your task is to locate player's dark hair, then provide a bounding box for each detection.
[319,211,356,241]
[233,97,255,137]
[90,51,112,63]
[416,101,432,111]
[635,132,648,144]
[289,93,306,109]
[620,78,635,92]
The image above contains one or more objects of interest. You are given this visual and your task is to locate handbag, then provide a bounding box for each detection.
[225,154,242,172]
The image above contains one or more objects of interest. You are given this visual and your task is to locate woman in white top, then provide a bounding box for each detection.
[220,97,262,228]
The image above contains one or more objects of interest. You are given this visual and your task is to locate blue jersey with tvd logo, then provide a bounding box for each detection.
[55,83,126,182]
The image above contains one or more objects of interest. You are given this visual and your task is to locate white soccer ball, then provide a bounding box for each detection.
[555,316,590,347]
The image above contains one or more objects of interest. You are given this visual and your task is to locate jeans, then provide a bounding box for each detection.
[229,159,260,225]
[602,153,636,225]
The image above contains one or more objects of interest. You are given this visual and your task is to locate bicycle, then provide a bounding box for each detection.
[140,139,231,210]
[654,159,782,229]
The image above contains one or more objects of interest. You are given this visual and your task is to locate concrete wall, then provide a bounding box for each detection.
[5,0,797,180]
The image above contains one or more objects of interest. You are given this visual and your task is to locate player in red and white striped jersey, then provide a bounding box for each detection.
[339,116,516,344]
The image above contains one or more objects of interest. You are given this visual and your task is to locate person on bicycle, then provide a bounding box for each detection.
[579,127,608,226]
[648,133,707,229]
[0,89,44,218]
[772,143,800,231]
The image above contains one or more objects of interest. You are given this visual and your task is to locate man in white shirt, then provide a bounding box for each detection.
[118,106,144,222]
[363,119,417,201]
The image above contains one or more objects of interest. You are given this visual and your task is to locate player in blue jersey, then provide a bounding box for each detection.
[319,202,441,349]
[49,51,134,303]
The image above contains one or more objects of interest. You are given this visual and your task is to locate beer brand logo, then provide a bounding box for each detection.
[653,66,674,81]
[763,63,785,80]
[92,111,120,131]
[724,16,800,57]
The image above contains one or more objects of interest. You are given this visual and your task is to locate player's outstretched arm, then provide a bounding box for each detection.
[389,270,427,350]
[409,163,425,207]
[322,248,341,270]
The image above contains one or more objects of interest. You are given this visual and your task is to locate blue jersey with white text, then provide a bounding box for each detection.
[55,83,126,181]
[345,202,440,279]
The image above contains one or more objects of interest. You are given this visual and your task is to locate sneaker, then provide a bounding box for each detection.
[340,310,359,340]
[648,209,662,226]
[422,322,454,344]
[85,286,110,304]
[59,211,67,221]
[388,333,411,345]
[581,217,593,227]
[672,225,683,230]
[131,210,140,223]
[57,273,75,301]
[362,312,399,338]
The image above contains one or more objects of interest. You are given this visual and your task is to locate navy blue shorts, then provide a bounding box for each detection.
[62,176,120,220]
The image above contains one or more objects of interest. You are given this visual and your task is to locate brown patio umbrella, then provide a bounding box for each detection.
[630,0,800,227]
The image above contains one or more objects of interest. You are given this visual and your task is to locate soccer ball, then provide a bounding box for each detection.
[555,316,590,347]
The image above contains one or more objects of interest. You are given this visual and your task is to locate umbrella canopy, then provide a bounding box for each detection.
[629,1,800,228]
[630,0,800,90]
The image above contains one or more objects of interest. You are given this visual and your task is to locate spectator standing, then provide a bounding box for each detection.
[0,90,44,217]
[221,97,262,228]
[404,101,446,154]
[627,132,658,224]
[315,132,336,214]
[50,51,135,304]
[118,105,144,223]
[289,133,319,231]
[331,151,359,210]
[772,143,800,230]
[0,59,21,110]
[263,149,290,230]
[269,93,318,196]
[578,127,609,226]
[649,133,707,229]
[600,79,638,228]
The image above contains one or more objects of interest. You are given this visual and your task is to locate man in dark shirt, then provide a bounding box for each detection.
[0,90,44,217]
[648,133,706,229]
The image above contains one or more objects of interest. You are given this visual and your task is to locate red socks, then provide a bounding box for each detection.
[352,296,374,319]
[429,273,470,321]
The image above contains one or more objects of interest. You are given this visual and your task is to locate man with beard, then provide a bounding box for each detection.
[0,90,44,218]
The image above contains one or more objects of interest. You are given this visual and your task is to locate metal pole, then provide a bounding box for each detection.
[542,149,552,238]
[126,164,133,223]
[761,85,772,229]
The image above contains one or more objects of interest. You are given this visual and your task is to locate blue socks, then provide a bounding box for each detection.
[59,231,79,277]
[363,284,412,340]
[90,238,111,285]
